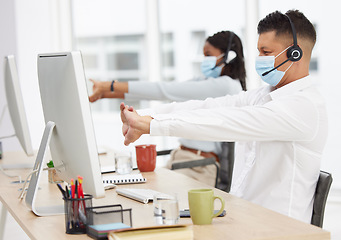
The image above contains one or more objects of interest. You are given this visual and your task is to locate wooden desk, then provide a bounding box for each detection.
[0,152,330,240]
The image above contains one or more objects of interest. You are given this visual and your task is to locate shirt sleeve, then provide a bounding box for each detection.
[150,94,319,142]
[149,89,250,115]
[125,76,242,102]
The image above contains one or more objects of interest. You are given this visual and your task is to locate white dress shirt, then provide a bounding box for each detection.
[127,76,243,154]
[147,76,328,223]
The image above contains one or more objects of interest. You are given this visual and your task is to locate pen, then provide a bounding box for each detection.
[65,185,70,199]
[75,180,78,199]
[56,183,67,199]
[0,141,2,159]
[78,176,86,218]
[71,178,75,199]
[74,180,79,228]
[78,176,84,198]
[70,179,78,229]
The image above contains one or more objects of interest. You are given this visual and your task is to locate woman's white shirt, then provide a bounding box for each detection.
[126,76,242,101]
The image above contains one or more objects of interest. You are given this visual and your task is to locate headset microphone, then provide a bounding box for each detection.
[262,58,290,76]
[262,14,303,76]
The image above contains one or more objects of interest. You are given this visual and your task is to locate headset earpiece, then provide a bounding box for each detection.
[286,45,302,61]
[285,14,303,62]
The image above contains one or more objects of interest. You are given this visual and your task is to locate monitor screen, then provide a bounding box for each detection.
[37,51,104,198]
[4,55,34,156]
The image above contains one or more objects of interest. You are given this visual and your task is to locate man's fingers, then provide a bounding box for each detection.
[122,123,128,136]
[89,95,96,102]
[120,102,124,110]
[124,138,130,146]
[124,133,132,145]
[120,102,135,113]
[120,103,141,146]
[120,102,127,111]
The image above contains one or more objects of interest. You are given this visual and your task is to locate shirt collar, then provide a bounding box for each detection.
[269,75,314,99]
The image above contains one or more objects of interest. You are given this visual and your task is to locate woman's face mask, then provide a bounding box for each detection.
[201,53,224,78]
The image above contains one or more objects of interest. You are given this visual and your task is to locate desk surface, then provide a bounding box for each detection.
[0,151,330,240]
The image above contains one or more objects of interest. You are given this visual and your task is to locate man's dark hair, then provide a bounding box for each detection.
[257,10,316,48]
[207,31,247,91]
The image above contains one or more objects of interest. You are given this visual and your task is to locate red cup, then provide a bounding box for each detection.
[135,144,156,172]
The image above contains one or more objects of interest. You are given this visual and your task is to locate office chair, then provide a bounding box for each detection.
[156,142,235,191]
[311,170,333,228]
[217,142,235,192]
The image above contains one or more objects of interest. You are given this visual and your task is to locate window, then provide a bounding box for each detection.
[161,32,175,82]
[309,57,318,72]
[190,31,206,77]
[76,35,144,111]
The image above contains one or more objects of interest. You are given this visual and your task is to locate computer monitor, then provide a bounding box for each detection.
[25,51,105,216]
[3,55,34,157]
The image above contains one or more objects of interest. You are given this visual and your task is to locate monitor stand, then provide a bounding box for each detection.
[25,121,64,216]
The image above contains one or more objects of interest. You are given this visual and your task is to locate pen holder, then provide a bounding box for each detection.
[86,205,133,239]
[63,194,93,234]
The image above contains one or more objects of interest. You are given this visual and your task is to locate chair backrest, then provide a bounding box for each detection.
[217,142,235,192]
[311,170,333,228]
[156,143,235,191]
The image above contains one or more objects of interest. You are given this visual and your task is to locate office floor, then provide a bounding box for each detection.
[2,190,341,239]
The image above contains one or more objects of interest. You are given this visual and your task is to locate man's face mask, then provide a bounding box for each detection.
[255,46,293,86]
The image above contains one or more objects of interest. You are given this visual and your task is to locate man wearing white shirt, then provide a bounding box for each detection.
[119,10,327,223]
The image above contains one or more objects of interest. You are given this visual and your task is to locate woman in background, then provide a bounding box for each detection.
[89,31,246,186]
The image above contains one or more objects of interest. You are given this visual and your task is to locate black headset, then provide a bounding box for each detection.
[262,14,303,76]
[285,14,303,61]
[214,31,235,68]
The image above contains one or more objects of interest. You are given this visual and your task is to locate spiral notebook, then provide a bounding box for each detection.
[102,173,146,185]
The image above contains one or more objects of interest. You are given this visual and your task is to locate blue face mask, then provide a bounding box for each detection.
[255,47,293,86]
[201,54,224,78]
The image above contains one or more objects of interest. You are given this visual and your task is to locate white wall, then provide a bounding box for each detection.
[314,1,341,189]
[0,0,73,153]
[258,0,341,189]
[73,0,147,37]
[0,0,19,151]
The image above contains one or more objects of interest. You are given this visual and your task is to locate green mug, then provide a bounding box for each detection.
[188,189,225,225]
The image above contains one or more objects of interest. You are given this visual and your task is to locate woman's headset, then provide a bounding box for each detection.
[215,31,235,67]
